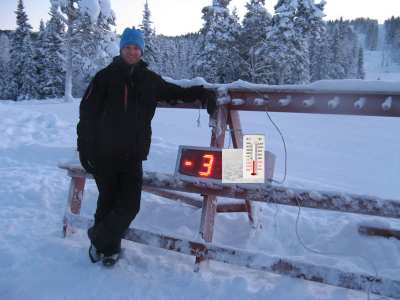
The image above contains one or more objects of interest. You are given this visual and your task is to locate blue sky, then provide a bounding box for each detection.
[1,0,400,36]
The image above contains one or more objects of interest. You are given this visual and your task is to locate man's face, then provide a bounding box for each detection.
[121,45,142,65]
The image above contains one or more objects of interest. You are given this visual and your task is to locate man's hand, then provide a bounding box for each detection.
[185,85,218,115]
[201,88,217,115]
[78,141,96,174]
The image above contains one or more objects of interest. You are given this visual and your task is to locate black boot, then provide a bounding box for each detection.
[88,243,103,263]
[102,252,121,267]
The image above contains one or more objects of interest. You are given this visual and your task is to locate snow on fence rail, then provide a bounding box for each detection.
[60,166,400,220]
[158,78,400,117]
[65,212,400,300]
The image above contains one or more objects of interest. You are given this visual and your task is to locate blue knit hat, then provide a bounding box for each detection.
[120,27,145,54]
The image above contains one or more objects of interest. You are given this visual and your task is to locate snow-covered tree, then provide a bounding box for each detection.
[176,33,201,79]
[384,17,400,63]
[0,33,11,99]
[239,0,271,83]
[259,0,327,84]
[195,0,243,83]
[326,19,360,79]
[0,60,7,99]
[357,47,365,79]
[328,22,346,79]
[351,18,378,50]
[156,35,176,77]
[0,33,11,64]
[42,4,66,98]
[140,0,158,70]
[259,0,304,84]
[310,33,330,81]
[54,0,117,100]
[34,20,47,99]
[53,0,78,101]
[309,1,330,81]
[154,33,200,79]
[7,0,38,100]
[18,36,38,100]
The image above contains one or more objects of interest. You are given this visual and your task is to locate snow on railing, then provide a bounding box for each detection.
[302,96,315,107]
[254,98,268,105]
[328,96,340,109]
[278,95,292,106]
[231,98,245,105]
[382,96,392,111]
[354,97,366,109]
[158,78,400,117]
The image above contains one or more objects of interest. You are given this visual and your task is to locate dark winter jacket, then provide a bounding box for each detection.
[77,56,214,164]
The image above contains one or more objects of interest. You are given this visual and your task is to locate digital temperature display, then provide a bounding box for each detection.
[176,147,222,180]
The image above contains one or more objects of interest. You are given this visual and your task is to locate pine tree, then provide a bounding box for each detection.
[42,4,65,98]
[357,47,365,79]
[329,22,346,79]
[0,33,11,99]
[392,26,400,63]
[0,33,11,64]
[18,35,38,100]
[140,0,158,70]
[326,19,361,79]
[156,36,176,77]
[8,0,38,100]
[154,33,200,79]
[239,0,271,83]
[174,33,200,79]
[366,20,378,50]
[309,0,330,81]
[0,61,6,99]
[34,20,47,99]
[345,25,359,78]
[195,0,243,83]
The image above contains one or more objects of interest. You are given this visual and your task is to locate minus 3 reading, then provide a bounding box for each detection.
[243,134,265,183]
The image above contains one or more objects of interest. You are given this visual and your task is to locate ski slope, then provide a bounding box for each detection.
[0,94,399,299]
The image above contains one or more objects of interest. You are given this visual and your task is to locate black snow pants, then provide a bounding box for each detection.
[88,158,143,256]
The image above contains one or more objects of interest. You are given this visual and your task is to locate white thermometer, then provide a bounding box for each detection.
[243,134,265,183]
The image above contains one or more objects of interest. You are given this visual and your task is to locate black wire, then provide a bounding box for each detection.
[264,108,287,185]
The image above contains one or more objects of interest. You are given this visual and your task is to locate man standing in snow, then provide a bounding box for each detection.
[77,27,216,267]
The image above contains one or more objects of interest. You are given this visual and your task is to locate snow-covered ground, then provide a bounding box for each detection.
[0,92,399,299]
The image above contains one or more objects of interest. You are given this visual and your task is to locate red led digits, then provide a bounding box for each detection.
[178,148,222,180]
[198,154,214,177]
[184,160,193,167]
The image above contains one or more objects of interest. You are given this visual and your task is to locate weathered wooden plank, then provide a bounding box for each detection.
[141,171,400,219]
[359,225,400,240]
[58,165,400,220]
[63,176,85,237]
[143,187,203,208]
[143,187,248,213]
[66,213,400,299]
[217,203,247,213]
